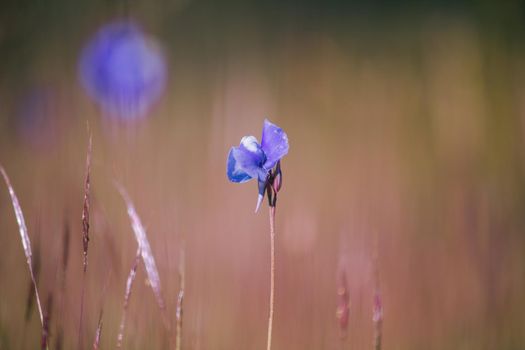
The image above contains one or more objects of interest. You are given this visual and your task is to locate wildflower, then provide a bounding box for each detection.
[16,87,58,149]
[79,20,167,121]
[227,119,289,211]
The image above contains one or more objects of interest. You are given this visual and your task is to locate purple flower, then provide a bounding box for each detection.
[16,86,59,149]
[79,20,167,121]
[227,119,289,212]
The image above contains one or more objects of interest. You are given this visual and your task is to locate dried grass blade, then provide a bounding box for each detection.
[373,233,383,350]
[336,268,350,339]
[82,134,92,272]
[115,184,166,311]
[61,219,70,289]
[92,310,103,350]
[78,134,92,350]
[25,235,41,322]
[175,247,185,350]
[0,165,44,326]
[116,248,141,348]
[55,219,69,350]
[41,295,53,350]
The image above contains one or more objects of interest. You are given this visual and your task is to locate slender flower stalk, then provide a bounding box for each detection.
[264,164,281,350]
[227,119,288,350]
[0,165,44,327]
[266,205,276,350]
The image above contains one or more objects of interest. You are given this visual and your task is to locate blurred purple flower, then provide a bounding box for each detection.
[79,20,167,120]
[227,119,289,212]
[16,87,59,149]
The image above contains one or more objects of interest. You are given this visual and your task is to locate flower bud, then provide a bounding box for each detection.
[272,161,282,193]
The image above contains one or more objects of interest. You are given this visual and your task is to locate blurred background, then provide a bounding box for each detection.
[1,0,525,349]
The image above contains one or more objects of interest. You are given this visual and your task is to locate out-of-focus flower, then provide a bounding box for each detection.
[227,119,289,212]
[16,87,59,149]
[79,20,167,121]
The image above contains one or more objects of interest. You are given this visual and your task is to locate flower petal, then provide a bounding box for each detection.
[226,136,266,183]
[227,148,252,183]
[261,119,289,169]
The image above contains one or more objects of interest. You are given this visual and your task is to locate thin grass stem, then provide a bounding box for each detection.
[78,133,92,350]
[117,247,141,348]
[373,234,383,350]
[175,247,185,350]
[0,165,44,327]
[92,309,103,350]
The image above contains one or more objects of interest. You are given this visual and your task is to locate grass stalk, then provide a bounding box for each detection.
[373,234,383,350]
[336,268,350,340]
[116,183,170,331]
[0,165,44,327]
[117,247,141,348]
[92,309,103,350]
[41,295,53,350]
[373,290,383,350]
[175,247,185,350]
[78,133,93,350]
[56,218,70,350]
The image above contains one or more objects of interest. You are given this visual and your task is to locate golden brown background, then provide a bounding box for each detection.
[1,1,525,349]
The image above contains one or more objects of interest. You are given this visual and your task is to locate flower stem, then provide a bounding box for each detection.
[267,206,276,350]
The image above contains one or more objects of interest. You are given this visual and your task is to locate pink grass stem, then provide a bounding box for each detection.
[117,247,141,348]
[266,206,276,350]
[0,165,44,327]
